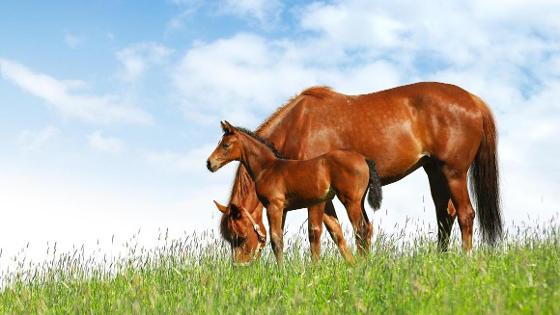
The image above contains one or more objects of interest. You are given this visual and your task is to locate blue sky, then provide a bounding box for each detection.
[1,0,559,262]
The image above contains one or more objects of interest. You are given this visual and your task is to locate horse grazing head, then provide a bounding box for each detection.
[206,121,243,172]
[215,200,266,264]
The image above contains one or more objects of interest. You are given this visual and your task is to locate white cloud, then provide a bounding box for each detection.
[169,0,282,27]
[116,42,173,82]
[173,33,401,126]
[88,130,123,154]
[300,2,406,50]
[0,58,152,124]
[221,0,283,24]
[144,143,223,175]
[18,125,60,151]
[64,33,83,48]
[470,0,560,28]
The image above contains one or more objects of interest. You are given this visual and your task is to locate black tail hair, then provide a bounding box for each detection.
[470,107,503,245]
[366,159,382,210]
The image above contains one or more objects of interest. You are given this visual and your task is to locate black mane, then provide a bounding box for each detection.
[220,213,233,242]
[235,126,284,159]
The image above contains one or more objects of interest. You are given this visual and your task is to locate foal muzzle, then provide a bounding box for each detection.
[206,159,219,172]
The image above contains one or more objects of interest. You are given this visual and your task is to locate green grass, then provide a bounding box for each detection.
[0,225,559,314]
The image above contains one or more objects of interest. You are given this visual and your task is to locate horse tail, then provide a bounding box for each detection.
[470,102,503,245]
[365,159,382,211]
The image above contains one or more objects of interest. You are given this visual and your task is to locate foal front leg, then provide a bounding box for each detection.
[266,202,285,266]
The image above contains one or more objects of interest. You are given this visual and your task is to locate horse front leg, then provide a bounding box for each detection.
[266,202,285,266]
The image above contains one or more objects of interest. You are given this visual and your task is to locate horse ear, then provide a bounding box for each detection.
[220,120,235,134]
[213,200,228,213]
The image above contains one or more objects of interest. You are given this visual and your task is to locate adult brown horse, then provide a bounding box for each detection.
[208,121,383,264]
[212,82,502,263]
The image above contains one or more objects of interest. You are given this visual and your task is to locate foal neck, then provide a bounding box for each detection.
[237,132,278,180]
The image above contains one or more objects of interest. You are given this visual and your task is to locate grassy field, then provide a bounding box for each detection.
[0,224,559,314]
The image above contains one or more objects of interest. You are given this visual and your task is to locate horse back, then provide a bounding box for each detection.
[258,82,488,181]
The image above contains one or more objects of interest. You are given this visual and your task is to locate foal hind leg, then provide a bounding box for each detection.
[322,201,354,263]
[339,196,371,256]
[443,168,475,252]
[424,163,456,251]
[307,204,324,262]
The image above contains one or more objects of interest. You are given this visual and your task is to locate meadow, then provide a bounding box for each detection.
[0,222,558,314]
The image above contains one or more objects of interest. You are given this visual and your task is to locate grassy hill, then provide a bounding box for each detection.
[0,226,559,314]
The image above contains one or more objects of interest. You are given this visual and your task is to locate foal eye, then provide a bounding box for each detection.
[222,143,230,149]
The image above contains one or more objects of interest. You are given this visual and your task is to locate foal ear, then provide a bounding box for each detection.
[213,200,228,213]
[220,120,235,134]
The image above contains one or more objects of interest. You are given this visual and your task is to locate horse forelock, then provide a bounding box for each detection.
[219,212,232,241]
[219,207,249,242]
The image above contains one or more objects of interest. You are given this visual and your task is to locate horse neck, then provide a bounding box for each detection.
[238,133,277,181]
[229,166,256,204]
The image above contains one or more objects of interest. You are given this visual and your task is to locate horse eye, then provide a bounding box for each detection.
[222,143,230,149]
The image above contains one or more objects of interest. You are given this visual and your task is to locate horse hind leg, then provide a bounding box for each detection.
[360,207,373,254]
[322,201,354,263]
[443,167,475,252]
[424,163,456,251]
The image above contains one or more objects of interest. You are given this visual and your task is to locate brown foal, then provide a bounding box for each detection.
[207,121,382,265]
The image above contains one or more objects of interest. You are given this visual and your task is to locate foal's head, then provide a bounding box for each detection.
[207,121,275,263]
[206,121,243,172]
[214,200,266,264]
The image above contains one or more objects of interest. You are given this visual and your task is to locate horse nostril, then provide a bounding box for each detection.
[206,160,212,171]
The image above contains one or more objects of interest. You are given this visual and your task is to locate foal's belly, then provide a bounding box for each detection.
[283,187,336,211]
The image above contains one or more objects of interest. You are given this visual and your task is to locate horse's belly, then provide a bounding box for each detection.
[300,119,424,181]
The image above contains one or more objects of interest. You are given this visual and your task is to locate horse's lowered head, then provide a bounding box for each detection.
[214,200,266,264]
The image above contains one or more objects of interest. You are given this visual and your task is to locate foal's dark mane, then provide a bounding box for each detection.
[235,126,284,159]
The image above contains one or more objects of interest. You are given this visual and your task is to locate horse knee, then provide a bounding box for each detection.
[271,232,283,244]
[366,222,373,239]
[457,207,475,225]
[309,225,322,242]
